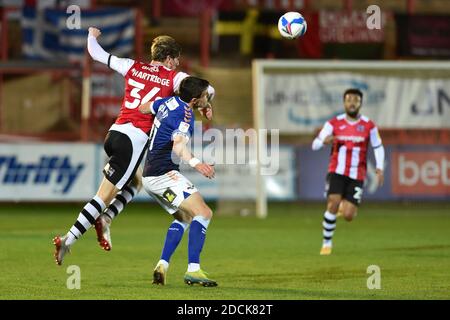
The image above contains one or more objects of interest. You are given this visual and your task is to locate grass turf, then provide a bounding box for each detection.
[0,202,449,300]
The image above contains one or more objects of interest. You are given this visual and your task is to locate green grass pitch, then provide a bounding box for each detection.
[0,202,449,300]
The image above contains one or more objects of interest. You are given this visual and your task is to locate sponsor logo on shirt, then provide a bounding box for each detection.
[335,135,365,143]
[178,122,190,133]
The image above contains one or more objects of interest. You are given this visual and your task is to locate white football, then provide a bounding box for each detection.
[278,11,307,39]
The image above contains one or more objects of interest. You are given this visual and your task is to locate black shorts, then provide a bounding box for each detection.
[325,173,364,206]
[103,124,149,189]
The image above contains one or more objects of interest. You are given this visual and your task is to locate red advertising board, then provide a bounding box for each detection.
[320,10,386,43]
[392,152,450,195]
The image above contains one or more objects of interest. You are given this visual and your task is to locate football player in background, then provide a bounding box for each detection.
[139,76,217,286]
[53,27,214,265]
[312,88,385,256]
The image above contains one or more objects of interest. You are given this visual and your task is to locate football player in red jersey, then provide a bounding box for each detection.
[53,27,214,265]
[312,88,385,255]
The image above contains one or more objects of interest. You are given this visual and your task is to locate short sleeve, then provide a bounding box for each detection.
[151,98,166,115]
[171,120,192,141]
[173,71,189,93]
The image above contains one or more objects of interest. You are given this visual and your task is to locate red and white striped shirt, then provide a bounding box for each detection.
[313,113,383,181]
[116,61,183,134]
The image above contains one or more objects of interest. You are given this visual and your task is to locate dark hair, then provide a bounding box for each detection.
[343,88,363,101]
[151,35,182,61]
[179,76,210,103]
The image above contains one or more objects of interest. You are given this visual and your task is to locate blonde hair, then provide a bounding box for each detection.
[150,35,182,62]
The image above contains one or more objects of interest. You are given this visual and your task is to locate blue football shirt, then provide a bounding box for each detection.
[143,96,195,176]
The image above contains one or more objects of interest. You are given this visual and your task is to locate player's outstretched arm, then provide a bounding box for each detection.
[87,27,134,76]
[172,135,215,179]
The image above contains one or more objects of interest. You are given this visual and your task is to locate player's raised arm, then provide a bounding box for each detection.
[312,121,334,150]
[87,27,134,77]
[198,102,213,120]
[172,135,215,179]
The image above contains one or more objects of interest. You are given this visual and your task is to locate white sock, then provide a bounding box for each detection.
[322,210,336,247]
[192,216,210,228]
[187,263,200,272]
[173,220,189,231]
[102,214,112,224]
[65,232,76,246]
[158,259,169,270]
[323,240,333,247]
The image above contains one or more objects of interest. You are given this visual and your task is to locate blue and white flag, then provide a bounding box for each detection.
[21,6,135,61]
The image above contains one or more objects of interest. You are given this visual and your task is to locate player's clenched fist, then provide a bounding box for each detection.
[88,27,101,38]
[195,163,215,179]
[199,106,213,120]
[323,135,334,145]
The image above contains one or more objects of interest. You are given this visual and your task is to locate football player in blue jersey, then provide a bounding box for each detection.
[139,76,217,287]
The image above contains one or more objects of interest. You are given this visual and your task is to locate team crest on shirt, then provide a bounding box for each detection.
[157,106,168,121]
[357,125,365,132]
[163,188,177,203]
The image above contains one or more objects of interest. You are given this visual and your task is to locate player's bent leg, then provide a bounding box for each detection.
[96,176,122,204]
[173,209,193,225]
[179,193,217,287]
[95,176,132,251]
[179,192,213,219]
[326,195,341,214]
[106,168,142,221]
[53,178,118,265]
[341,200,358,222]
[95,168,144,251]
[153,210,191,285]
[132,166,143,191]
[107,161,143,221]
[342,178,363,222]
[336,200,345,218]
[320,194,341,256]
[95,125,148,251]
